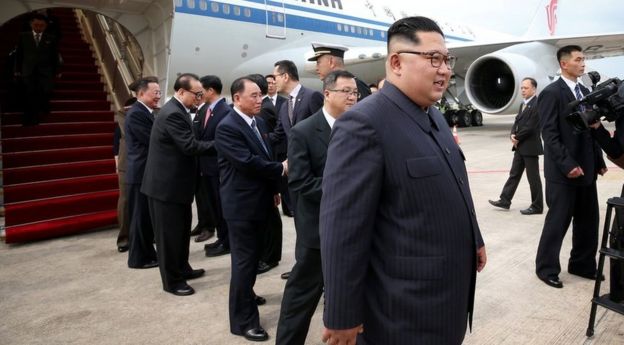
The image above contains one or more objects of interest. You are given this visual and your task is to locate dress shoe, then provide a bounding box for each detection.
[190,225,209,236]
[194,230,215,243]
[117,245,129,253]
[204,240,222,250]
[538,275,563,288]
[280,271,290,280]
[257,261,278,274]
[184,269,205,280]
[130,260,158,269]
[569,270,605,281]
[205,243,230,257]
[488,199,510,210]
[255,295,266,306]
[165,283,195,296]
[243,327,269,342]
[520,207,542,215]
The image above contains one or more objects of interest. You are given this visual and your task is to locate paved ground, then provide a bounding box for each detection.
[1,115,624,344]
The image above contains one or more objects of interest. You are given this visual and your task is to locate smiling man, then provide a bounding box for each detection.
[319,16,486,345]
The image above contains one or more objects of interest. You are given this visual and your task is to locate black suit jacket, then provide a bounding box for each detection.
[193,98,230,176]
[355,77,372,101]
[125,102,153,184]
[320,82,484,344]
[539,78,606,185]
[15,31,59,77]
[257,97,279,133]
[141,97,216,204]
[270,85,324,158]
[512,96,543,156]
[287,109,330,249]
[216,111,283,221]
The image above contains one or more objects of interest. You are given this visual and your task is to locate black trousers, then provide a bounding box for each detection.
[116,172,129,248]
[126,183,156,267]
[148,197,193,291]
[279,175,293,215]
[196,173,229,246]
[227,219,265,334]
[500,152,543,210]
[536,181,599,279]
[22,72,53,125]
[261,206,282,264]
[275,244,324,345]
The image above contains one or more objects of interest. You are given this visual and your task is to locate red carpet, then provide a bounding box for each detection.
[1,8,119,243]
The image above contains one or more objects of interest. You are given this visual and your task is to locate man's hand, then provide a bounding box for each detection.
[274,194,281,207]
[282,159,288,176]
[476,246,487,272]
[599,167,608,176]
[322,325,363,345]
[510,134,519,147]
[567,166,584,178]
[589,121,602,130]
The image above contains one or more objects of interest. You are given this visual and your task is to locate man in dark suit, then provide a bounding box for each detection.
[124,77,160,269]
[262,74,287,131]
[215,77,286,342]
[14,13,60,126]
[276,70,357,345]
[270,60,324,217]
[489,77,544,215]
[192,75,229,246]
[535,45,607,289]
[319,17,486,345]
[308,42,371,102]
[141,73,216,296]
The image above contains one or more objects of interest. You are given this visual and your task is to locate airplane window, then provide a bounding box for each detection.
[223,4,230,14]
[234,6,240,16]
[187,0,195,9]
[350,26,355,33]
[244,8,251,17]
[337,23,342,32]
[277,13,284,23]
[211,2,219,12]
[369,29,374,36]
[380,32,385,38]
[175,0,183,7]
[199,0,207,10]
[357,27,362,34]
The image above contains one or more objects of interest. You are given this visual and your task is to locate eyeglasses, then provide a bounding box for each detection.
[328,89,360,97]
[396,50,456,69]
[186,89,204,100]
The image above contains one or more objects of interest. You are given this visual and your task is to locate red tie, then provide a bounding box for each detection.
[203,108,212,128]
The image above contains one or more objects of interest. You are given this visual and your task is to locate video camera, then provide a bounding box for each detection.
[566,73,624,131]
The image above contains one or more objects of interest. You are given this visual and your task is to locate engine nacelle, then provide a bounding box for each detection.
[465,42,558,114]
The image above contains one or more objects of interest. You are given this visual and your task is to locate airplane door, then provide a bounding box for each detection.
[265,0,286,39]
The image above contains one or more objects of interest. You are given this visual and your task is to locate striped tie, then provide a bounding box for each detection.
[574,84,586,112]
[251,119,269,154]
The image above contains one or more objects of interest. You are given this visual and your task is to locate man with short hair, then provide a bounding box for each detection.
[215,77,286,342]
[535,45,607,289]
[125,76,160,269]
[308,42,371,101]
[141,73,216,296]
[319,17,486,345]
[276,70,358,345]
[489,77,544,215]
[265,74,286,116]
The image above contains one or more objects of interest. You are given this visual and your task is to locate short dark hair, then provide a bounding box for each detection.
[265,74,275,81]
[323,70,355,91]
[130,76,158,93]
[230,76,255,97]
[556,45,583,63]
[247,74,268,95]
[274,60,299,81]
[387,16,444,50]
[199,75,223,94]
[30,13,48,23]
[522,77,537,88]
[173,73,200,91]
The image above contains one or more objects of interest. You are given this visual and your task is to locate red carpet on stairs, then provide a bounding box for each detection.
[1,8,119,243]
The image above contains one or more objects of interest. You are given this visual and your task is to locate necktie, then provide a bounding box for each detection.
[574,84,586,112]
[203,108,212,128]
[35,33,41,45]
[521,103,527,112]
[251,118,269,154]
[270,96,276,106]
[287,96,294,125]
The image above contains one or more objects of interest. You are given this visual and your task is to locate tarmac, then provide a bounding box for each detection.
[1,114,624,345]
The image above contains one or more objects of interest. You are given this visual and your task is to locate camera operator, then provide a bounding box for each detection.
[590,117,624,167]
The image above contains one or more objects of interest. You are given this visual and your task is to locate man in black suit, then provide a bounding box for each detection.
[263,74,287,131]
[308,42,371,102]
[489,77,544,215]
[14,13,60,126]
[141,73,216,296]
[192,75,229,246]
[319,17,486,345]
[215,77,286,342]
[535,45,607,289]
[276,70,358,345]
[124,77,160,269]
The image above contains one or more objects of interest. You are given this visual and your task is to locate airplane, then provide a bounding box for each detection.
[3,0,624,127]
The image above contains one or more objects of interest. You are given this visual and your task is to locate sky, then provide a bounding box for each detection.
[407,0,624,77]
